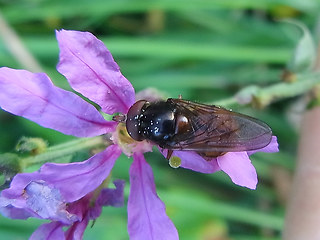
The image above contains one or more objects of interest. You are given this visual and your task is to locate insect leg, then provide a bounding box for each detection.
[166,149,174,160]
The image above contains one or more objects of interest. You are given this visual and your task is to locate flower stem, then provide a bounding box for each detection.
[213,71,320,108]
[213,96,237,107]
[20,136,108,168]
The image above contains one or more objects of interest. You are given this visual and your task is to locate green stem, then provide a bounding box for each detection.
[214,71,320,108]
[213,96,237,107]
[20,136,107,168]
[254,71,320,105]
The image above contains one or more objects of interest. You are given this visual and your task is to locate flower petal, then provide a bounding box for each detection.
[2,145,120,203]
[0,67,115,137]
[87,180,125,220]
[0,195,36,219]
[217,152,257,189]
[128,153,178,240]
[37,144,121,202]
[56,29,135,114]
[248,136,279,155]
[65,215,89,240]
[97,180,125,208]
[160,148,220,173]
[25,181,78,223]
[30,222,65,240]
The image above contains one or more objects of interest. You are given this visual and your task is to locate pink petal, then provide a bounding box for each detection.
[128,153,179,240]
[0,195,37,219]
[56,29,135,114]
[217,152,258,189]
[1,180,77,224]
[65,215,89,240]
[160,148,220,173]
[38,145,121,202]
[3,145,121,203]
[248,136,279,155]
[24,181,78,223]
[90,180,125,220]
[30,222,65,240]
[66,193,92,221]
[96,180,125,208]
[0,67,115,137]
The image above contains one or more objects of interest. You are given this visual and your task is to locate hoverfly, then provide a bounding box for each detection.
[114,98,272,160]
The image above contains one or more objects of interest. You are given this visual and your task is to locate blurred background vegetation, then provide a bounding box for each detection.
[1,0,319,239]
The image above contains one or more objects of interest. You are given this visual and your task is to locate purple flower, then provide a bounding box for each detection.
[0,30,278,239]
[160,136,278,189]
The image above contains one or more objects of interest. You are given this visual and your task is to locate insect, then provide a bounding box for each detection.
[115,98,272,160]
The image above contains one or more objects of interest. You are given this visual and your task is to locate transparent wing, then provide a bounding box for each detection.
[165,98,272,152]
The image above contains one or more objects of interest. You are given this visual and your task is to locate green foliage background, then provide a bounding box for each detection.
[0,0,318,239]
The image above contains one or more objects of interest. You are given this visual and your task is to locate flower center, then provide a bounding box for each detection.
[116,123,136,145]
[112,123,153,157]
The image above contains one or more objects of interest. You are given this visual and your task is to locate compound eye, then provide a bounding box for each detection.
[126,100,148,141]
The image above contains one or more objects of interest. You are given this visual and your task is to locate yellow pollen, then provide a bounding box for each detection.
[169,156,181,168]
[116,123,136,145]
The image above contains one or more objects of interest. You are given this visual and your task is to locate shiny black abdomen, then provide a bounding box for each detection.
[138,101,176,146]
